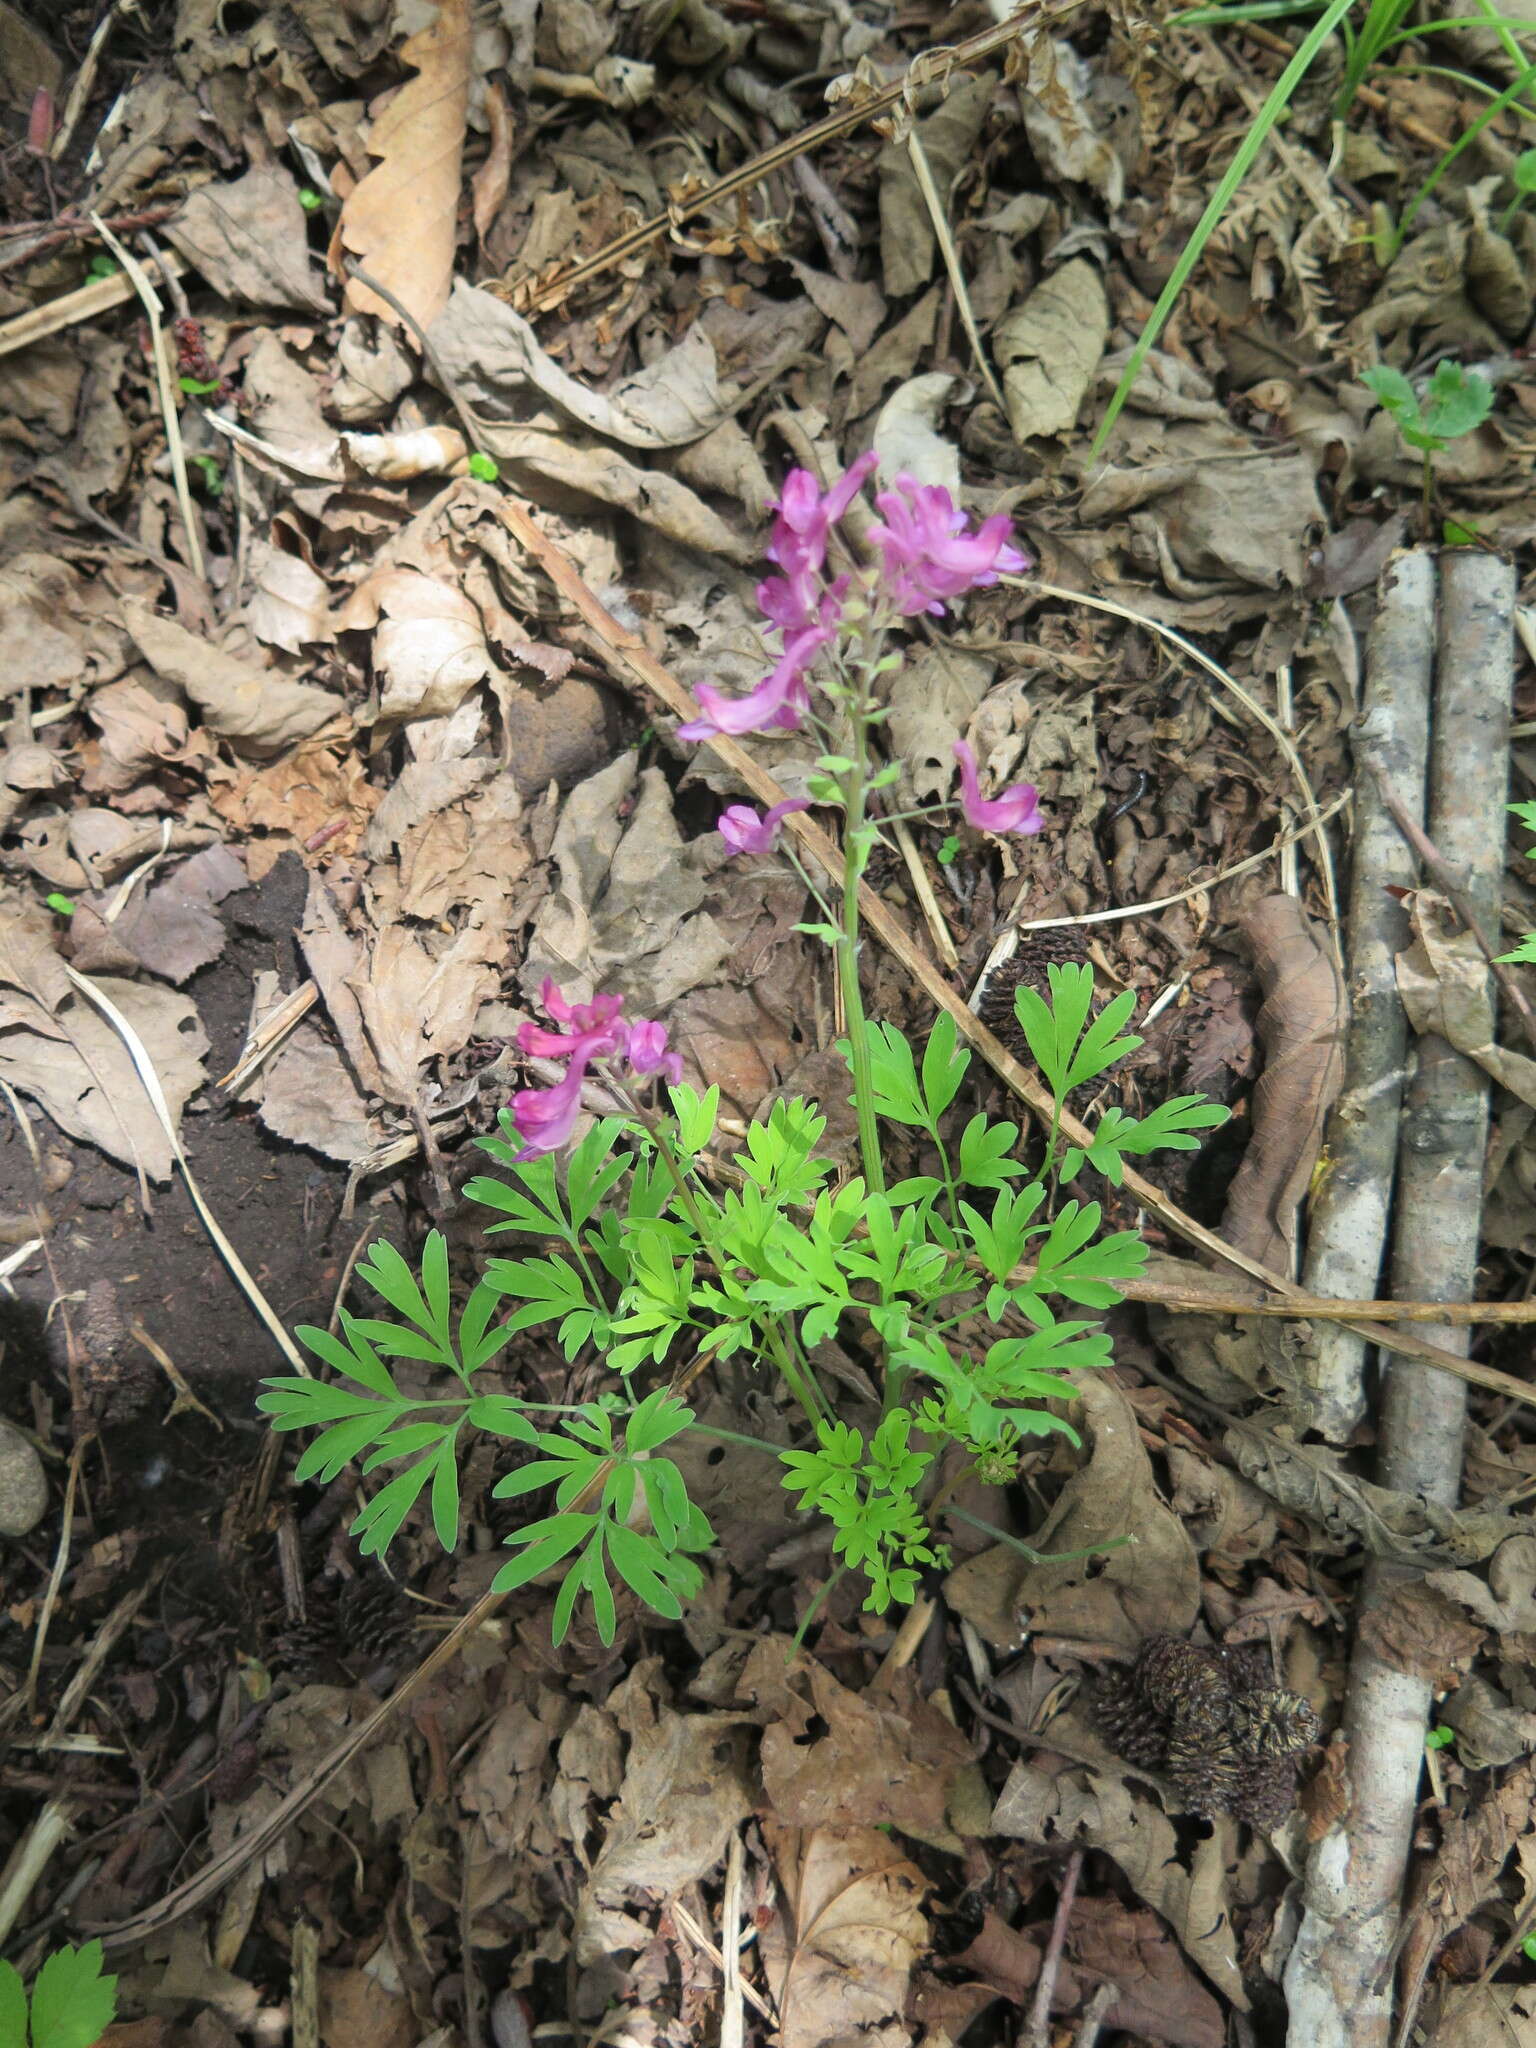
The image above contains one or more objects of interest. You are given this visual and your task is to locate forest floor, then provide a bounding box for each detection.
[2,0,1536,2044]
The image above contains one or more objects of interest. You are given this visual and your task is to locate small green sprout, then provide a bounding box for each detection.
[45,892,76,916]
[178,374,223,396]
[189,454,225,497]
[1360,360,1494,532]
[466,450,500,482]
[1499,148,1536,234]
[85,254,118,283]
[1424,1724,1456,1750]
[936,834,961,866]
[1524,1930,1536,1963]
[298,186,325,213]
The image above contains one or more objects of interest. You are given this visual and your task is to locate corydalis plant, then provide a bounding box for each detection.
[262,460,1229,1643]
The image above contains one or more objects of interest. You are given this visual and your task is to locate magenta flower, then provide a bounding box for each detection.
[624,1019,684,1085]
[764,453,879,583]
[510,981,684,1156]
[677,625,830,741]
[953,740,1044,837]
[717,797,811,856]
[869,477,1029,617]
[509,1067,588,1158]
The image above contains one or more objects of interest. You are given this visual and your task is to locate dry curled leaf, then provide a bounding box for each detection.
[1220,895,1344,1271]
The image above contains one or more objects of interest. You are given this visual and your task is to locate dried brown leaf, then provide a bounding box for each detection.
[1358,1582,1486,1688]
[760,1821,928,2048]
[1220,895,1344,1271]
[339,0,470,331]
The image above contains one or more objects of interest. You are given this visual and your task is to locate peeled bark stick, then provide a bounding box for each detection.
[1284,551,1516,2048]
[1299,549,1435,1443]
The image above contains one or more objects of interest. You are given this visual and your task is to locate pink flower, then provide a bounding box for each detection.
[953,740,1044,836]
[678,625,830,741]
[869,477,1029,617]
[509,1066,587,1158]
[764,453,878,583]
[625,1019,684,1085]
[717,797,810,856]
[510,982,682,1156]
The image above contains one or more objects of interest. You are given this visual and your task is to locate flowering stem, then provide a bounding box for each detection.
[837,723,886,1199]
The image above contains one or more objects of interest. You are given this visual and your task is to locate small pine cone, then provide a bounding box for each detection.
[1136,1635,1230,1726]
[1164,1724,1244,1816]
[1217,1643,1274,1695]
[338,1570,418,1667]
[977,928,1089,1059]
[1231,1750,1303,1831]
[271,1615,337,1681]
[1096,1666,1170,1768]
[1231,1687,1320,1760]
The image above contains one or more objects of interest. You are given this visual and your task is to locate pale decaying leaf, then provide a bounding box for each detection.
[945,1375,1200,1653]
[993,258,1110,442]
[573,1660,754,1964]
[341,566,494,723]
[743,1643,973,1840]
[81,680,202,794]
[0,897,207,1181]
[993,1762,1247,2011]
[428,281,733,449]
[873,373,962,494]
[245,537,334,653]
[876,74,992,297]
[340,0,471,331]
[474,420,753,563]
[1396,889,1536,1108]
[887,645,995,806]
[121,599,343,757]
[759,1821,929,2048]
[523,752,732,1013]
[71,844,249,986]
[164,164,330,314]
[1015,36,1135,206]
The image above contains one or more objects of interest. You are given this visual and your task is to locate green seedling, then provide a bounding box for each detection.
[45,892,76,916]
[1424,1723,1456,1750]
[189,454,225,497]
[1359,360,1494,531]
[85,255,118,283]
[0,1942,118,2048]
[298,186,325,212]
[466,450,501,482]
[178,374,223,396]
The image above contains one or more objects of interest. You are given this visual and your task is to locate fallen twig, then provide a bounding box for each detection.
[1298,550,1435,1443]
[1285,551,1516,2048]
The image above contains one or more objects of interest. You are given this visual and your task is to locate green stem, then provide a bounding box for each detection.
[838,722,887,1198]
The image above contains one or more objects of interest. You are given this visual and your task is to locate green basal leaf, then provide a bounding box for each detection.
[1420,360,1493,443]
[1060,1096,1230,1185]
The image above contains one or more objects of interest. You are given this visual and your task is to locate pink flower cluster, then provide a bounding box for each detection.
[511,980,683,1158]
[679,457,1028,744]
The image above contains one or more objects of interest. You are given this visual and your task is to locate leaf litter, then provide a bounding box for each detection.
[3,0,1536,2043]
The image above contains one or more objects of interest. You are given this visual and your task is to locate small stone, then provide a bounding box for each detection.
[0,1418,48,1538]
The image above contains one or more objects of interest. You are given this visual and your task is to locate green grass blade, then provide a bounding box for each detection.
[1091,0,1358,460]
